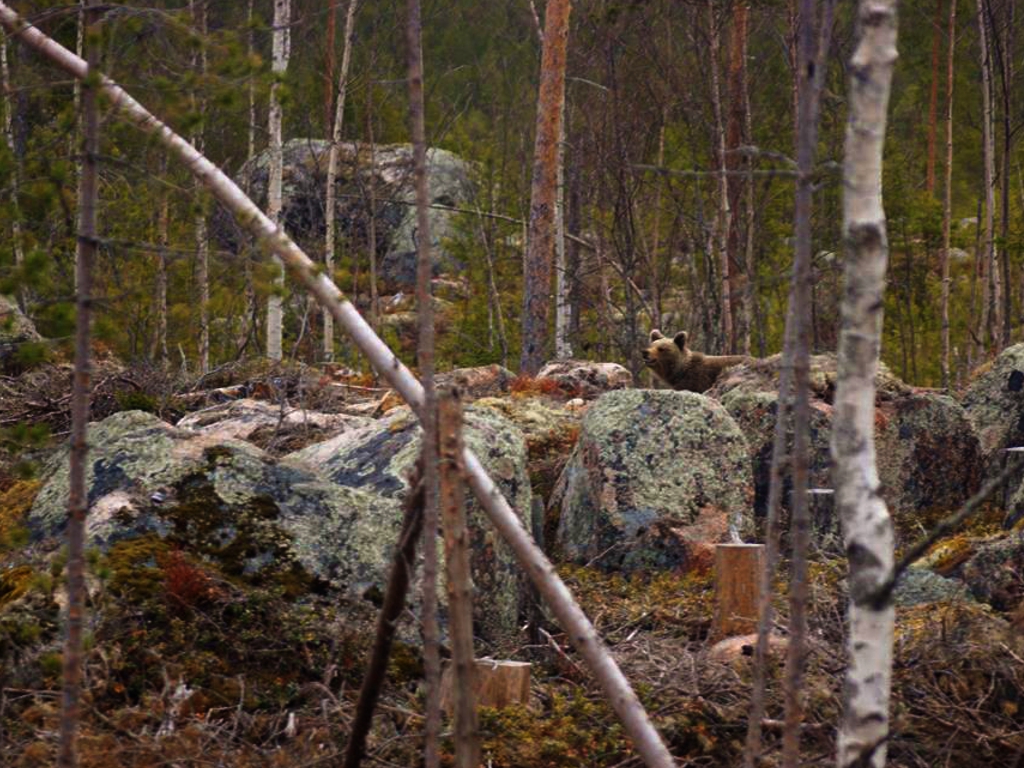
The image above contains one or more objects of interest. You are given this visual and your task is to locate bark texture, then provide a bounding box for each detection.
[323,0,358,360]
[58,2,99,764]
[520,0,571,374]
[191,0,209,373]
[0,11,673,764]
[405,2,441,764]
[833,2,898,765]
[940,0,956,387]
[1,30,24,308]
[977,0,999,355]
[266,0,291,361]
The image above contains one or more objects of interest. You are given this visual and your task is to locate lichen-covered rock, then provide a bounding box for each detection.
[437,364,516,401]
[221,139,474,290]
[961,534,1024,611]
[550,390,752,572]
[537,360,633,399]
[473,395,582,514]
[0,294,41,366]
[288,406,533,645]
[707,354,982,524]
[24,410,524,647]
[176,398,370,455]
[894,567,973,608]
[962,344,1024,475]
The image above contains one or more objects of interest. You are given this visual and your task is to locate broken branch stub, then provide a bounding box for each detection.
[0,6,673,767]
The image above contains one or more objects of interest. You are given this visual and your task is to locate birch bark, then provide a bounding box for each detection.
[266,0,291,361]
[191,0,209,373]
[833,1,898,765]
[708,0,733,353]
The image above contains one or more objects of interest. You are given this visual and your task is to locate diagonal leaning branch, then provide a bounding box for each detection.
[0,6,674,767]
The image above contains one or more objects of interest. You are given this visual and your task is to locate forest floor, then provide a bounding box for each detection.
[1,357,1022,767]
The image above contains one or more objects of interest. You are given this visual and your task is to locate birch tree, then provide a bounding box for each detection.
[323,0,358,360]
[708,0,733,353]
[59,1,99,763]
[833,1,898,765]
[976,0,999,355]
[266,0,291,361]
[520,0,571,375]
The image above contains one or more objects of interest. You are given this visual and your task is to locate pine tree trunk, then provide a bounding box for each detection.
[941,0,956,387]
[266,0,291,361]
[191,0,209,373]
[58,2,99,764]
[323,0,358,360]
[834,3,898,765]
[998,0,1015,345]
[977,0,999,354]
[726,0,751,353]
[926,0,943,194]
[406,2,441,765]
[708,0,733,353]
[520,0,571,375]
[239,0,257,354]
[155,154,169,366]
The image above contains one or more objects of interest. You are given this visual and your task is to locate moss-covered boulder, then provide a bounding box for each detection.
[287,406,533,646]
[707,354,982,525]
[437,364,516,401]
[550,390,752,572]
[962,344,1024,476]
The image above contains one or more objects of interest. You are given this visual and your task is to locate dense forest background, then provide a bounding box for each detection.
[0,0,1019,386]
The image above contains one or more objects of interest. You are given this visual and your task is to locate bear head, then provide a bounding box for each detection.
[642,329,691,383]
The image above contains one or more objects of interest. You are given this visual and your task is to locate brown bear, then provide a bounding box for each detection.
[642,329,747,393]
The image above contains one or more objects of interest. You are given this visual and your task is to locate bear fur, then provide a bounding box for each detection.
[642,329,748,393]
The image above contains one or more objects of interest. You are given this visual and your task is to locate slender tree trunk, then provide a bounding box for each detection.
[554,91,571,359]
[997,0,1015,344]
[323,0,358,360]
[708,0,733,353]
[406,2,441,765]
[834,3,898,766]
[324,0,336,133]
[941,0,956,387]
[58,2,99,764]
[742,30,757,357]
[239,0,257,354]
[266,0,291,361]
[649,116,666,330]
[0,14,674,763]
[746,0,834,764]
[726,0,751,353]
[926,0,943,194]
[191,0,209,373]
[1,32,24,310]
[155,154,169,366]
[365,84,379,336]
[520,0,571,375]
[781,0,833,763]
[438,391,481,768]
[977,0,999,354]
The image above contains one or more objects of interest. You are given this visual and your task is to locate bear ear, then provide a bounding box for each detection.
[673,331,688,349]
[649,329,664,342]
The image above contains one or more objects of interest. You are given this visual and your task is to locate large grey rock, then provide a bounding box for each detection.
[550,389,752,572]
[537,359,633,399]
[175,398,370,456]
[707,354,983,524]
[894,568,973,608]
[288,406,533,645]
[962,343,1024,476]
[961,533,1024,611]
[222,139,475,290]
[27,410,525,647]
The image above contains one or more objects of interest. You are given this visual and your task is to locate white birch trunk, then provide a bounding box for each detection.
[0,9,674,763]
[266,0,291,362]
[553,86,570,359]
[323,0,358,361]
[155,154,169,366]
[833,2,898,765]
[191,0,209,373]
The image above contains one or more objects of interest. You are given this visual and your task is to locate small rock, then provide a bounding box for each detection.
[437,364,516,400]
[894,568,972,608]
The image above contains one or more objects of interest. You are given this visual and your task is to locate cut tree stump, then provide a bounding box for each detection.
[712,543,765,639]
[440,659,531,715]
